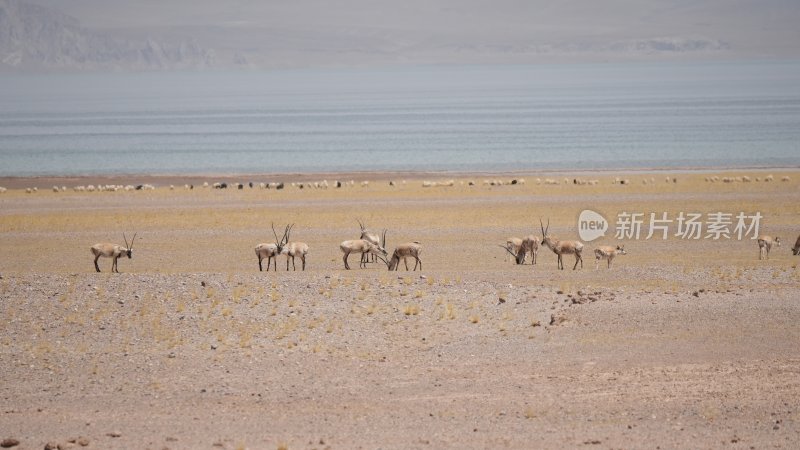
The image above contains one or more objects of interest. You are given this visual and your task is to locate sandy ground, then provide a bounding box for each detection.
[1,169,799,449]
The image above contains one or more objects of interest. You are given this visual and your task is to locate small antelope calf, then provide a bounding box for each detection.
[757,235,780,260]
[91,233,136,273]
[594,244,626,269]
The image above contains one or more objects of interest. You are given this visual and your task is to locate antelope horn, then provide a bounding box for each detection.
[540,218,545,237]
[381,229,387,248]
[499,244,519,258]
[272,222,280,243]
[376,254,390,267]
[283,224,292,244]
[357,218,365,231]
[130,233,137,249]
[123,233,130,249]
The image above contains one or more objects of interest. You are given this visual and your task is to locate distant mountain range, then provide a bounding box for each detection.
[1,0,740,72]
[0,0,224,71]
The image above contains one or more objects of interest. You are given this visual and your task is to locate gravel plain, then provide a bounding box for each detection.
[1,170,799,449]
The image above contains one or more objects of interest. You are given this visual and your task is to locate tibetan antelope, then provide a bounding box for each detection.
[505,237,523,263]
[385,234,422,271]
[521,234,540,265]
[91,233,136,273]
[340,238,388,270]
[500,235,538,265]
[594,244,626,269]
[792,234,800,256]
[357,219,383,264]
[540,219,584,270]
[281,224,309,271]
[254,223,290,271]
[757,235,781,260]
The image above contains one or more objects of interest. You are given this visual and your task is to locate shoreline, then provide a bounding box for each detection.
[1,165,798,190]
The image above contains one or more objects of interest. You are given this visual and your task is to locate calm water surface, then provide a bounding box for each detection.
[1,61,799,176]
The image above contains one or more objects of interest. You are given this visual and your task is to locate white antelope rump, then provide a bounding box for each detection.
[793,234,800,256]
[91,233,137,273]
[357,219,383,264]
[540,219,584,270]
[386,236,422,271]
[340,238,388,270]
[281,224,309,271]
[254,223,290,271]
[594,244,626,269]
[757,235,781,260]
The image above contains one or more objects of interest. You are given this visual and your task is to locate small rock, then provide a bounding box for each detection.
[0,439,19,448]
[201,281,206,287]
[76,437,89,447]
[44,443,58,450]
[692,291,700,297]
[549,314,567,326]
[556,290,564,295]
[106,431,122,438]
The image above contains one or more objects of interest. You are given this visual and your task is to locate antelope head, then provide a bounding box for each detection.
[775,237,781,247]
[123,232,137,258]
[272,223,291,253]
[616,244,627,255]
[540,218,554,247]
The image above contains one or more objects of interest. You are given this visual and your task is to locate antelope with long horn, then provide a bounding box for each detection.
[91,233,137,273]
[594,244,626,269]
[793,234,800,256]
[358,219,382,264]
[757,235,781,260]
[384,232,422,271]
[255,223,290,271]
[540,219,584,270]
[505,237,523,263]
[340,237,388,270]
[281,224,309,271]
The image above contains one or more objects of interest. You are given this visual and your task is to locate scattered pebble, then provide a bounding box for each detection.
[0,438,19,448]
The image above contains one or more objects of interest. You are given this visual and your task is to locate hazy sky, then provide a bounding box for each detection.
[27,0,800,64]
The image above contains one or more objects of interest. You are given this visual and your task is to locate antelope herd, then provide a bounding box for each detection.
[86,223,800,273]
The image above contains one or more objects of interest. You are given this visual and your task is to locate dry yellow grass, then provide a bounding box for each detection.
[1,170,799,286]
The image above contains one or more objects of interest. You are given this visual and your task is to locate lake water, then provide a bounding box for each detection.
[1,61,799,176]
